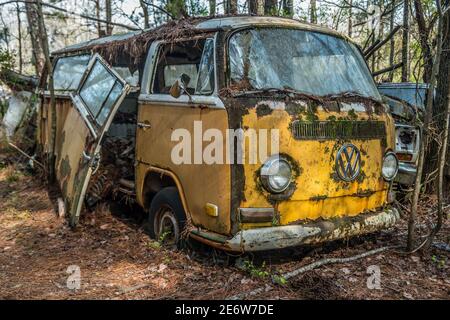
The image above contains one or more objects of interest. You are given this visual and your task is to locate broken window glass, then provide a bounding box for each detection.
[153,39,215,96]
[195,39,215,95]
[53,55,90,91]
[164,64,198,90]
[79,59,124,126]
[229,28,381,100]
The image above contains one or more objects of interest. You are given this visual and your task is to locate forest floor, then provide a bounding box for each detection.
[0,153,449,300]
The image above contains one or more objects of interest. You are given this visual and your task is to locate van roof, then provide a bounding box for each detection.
[51,15,352,73]
[52,15,346,56]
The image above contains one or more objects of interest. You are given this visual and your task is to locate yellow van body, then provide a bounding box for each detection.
[38,16,399,252]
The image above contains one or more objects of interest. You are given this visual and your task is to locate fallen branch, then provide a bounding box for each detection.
[0,68,38,91]
[227,246,395,300]
[372,62,403,77]
[8,142,45,170]
[364,25,401,59]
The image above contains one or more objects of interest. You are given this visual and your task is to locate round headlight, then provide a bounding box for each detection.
[382,152,399,181]
[260,156,292,193]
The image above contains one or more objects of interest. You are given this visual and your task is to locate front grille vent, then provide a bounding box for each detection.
[291,120,386,140]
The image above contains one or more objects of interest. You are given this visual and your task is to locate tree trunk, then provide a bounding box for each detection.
[416,0,440,184]
[167,0,188,18]
[209,0,216,15]
[376,0,385,73]
[35,0,57,182]
[413,0,433,83]
[310,0,317,23]
[348,0,353,37]
[388,0,396,81]
[407,0,445,251]
[105,0,113,35]
[265,0,277,15]
[25,0,44,75]
[16,3,22,74]
[401,0,409,82]
[434,0,450,194]
[226,0,238,14]
[249,0,264,15]
[282,0,293,17]
[139,0,150,28]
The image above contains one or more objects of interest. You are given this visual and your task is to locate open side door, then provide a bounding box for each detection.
[56,53,130,226]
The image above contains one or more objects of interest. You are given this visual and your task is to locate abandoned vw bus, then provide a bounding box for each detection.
[37,16,399,252]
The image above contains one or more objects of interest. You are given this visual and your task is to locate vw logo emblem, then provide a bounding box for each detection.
[335,144,361,182]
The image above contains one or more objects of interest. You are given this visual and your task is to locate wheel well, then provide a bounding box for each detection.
[142,171,177,209]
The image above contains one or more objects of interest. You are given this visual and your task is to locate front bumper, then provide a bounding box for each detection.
[191,207,399,252]
[395,162,417,186]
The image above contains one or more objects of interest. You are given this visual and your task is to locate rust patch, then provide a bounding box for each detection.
[255,103,273,118]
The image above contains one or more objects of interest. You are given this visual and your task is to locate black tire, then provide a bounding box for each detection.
[148,186,186,247]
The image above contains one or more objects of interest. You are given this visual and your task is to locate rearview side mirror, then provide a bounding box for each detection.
[169,73,191,99]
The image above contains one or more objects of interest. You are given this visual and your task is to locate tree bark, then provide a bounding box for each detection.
[348,0,353,37]
[265,0,277,16]
[249,0,264,15]
[24,0,44,75]
[209,0,216,15]
[434,0,450,197]
[105,0,113,35]
[413,0,433,83]
[226,0,238,14]
[167,0,188,18]
[310,0,317,23]
[35,0,57,181]
[388,0,396,81]
[283,0,293,17]
[16,2,22,73]
[407,0,445,251]
[423,0,449,249]
[139,0,150,28]
[401,0,409,82]
[94,0,103,36]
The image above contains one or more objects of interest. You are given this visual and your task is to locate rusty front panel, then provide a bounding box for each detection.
[240,101,395,226]
[56,106,90,213]
[136,104,231,235]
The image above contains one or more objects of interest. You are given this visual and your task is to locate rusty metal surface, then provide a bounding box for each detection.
[291,120,386,140]
[135,103,232,235]
[222,207,400,252]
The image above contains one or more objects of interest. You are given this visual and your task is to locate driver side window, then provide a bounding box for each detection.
[152,39,215,95]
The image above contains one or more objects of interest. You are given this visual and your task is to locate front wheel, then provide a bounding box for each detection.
[148,187,186,248]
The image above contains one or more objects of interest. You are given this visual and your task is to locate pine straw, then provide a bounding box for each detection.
[70,17,214,70]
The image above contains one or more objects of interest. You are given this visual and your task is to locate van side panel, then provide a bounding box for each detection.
[136,103,231,235]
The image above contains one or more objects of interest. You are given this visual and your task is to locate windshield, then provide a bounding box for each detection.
[229,28,381,100]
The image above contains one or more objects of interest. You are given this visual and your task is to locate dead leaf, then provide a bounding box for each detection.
[403,292,413,300]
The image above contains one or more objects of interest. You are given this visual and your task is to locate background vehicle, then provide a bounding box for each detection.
[377,82,427,187]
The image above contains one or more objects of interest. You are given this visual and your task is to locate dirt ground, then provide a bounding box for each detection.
[0,157,449,300]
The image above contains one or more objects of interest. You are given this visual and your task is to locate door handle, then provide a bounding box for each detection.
[137,120,151,130]
[82,151,101,173]
[82,150,92,162]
